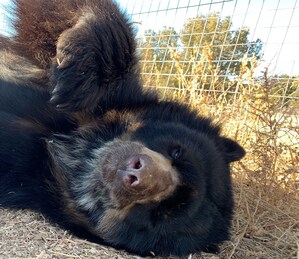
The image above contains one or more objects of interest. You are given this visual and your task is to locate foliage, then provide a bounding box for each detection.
[137,13,263,91]
[268,74,299,107]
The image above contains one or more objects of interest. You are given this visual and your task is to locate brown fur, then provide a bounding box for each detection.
[14,0,135,70]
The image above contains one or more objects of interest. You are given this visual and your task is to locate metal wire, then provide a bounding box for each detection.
[122,0,299,102]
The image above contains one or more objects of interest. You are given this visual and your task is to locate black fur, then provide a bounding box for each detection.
[0,0,246,256]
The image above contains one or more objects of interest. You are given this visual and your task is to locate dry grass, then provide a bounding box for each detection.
[1,50,298,258]
[0,208,136,259]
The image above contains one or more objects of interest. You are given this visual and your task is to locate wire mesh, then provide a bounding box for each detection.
[120,0,299,103]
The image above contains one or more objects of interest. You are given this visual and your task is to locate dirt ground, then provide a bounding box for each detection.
[0,181,298,259]
[0,208,214,259]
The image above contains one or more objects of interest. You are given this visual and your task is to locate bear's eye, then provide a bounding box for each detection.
[171,147,182,160]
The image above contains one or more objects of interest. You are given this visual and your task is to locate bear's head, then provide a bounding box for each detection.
[47,106,245,256]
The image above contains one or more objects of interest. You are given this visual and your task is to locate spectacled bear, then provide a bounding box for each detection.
[0,0,245,256]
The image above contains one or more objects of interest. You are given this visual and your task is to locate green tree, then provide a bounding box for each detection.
[138,27,179,88]
[180,13,263,76]
[138,13,263,92]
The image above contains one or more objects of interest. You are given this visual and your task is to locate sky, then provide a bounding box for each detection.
[0,0,298,76]
[0,0,10,36]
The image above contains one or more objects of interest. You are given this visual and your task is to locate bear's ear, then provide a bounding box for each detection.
[221,137,246,163]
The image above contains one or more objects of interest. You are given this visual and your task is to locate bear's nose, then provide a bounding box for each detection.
[119,155,150,188]
[126,155,143,171]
